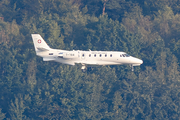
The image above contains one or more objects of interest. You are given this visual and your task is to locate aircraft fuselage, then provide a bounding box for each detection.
[37,49,143,66]
[31,34,143,72]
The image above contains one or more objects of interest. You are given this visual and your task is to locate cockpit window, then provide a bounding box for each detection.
[125,54,130,57]
[49,53,53,55]
[121,54,130,57]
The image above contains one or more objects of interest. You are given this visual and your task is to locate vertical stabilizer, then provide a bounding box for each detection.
[31,34,50,52]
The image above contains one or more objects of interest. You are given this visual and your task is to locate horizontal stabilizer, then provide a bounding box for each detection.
[43,58,55,61]
[37,47,49,51]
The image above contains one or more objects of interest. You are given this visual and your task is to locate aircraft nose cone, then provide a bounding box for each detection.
[141,60,143,64]
[139,59,143,64]
[136,58,143,64]
[130,57,143,65]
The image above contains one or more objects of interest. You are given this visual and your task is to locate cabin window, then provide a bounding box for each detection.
[89,54,91,57]
[94,54,96,57]
[100,54,102,57]
[82,54,85,57]
[105,54,107,57]
[110,54,112,57]
[49,53,53,55]
[66,53,70,55]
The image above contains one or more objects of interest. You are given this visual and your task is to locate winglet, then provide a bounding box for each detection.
[31,34,51,53]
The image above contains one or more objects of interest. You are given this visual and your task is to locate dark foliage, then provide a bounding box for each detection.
[0,0,180,119]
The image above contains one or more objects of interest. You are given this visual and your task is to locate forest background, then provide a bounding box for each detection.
[0,0,180,119]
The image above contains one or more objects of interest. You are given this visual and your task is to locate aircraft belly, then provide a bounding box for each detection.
[80,60,123,65]
[54,58,75,65]
[96,61,123,65]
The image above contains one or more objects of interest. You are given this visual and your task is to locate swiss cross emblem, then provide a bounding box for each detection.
[38,39,41,43]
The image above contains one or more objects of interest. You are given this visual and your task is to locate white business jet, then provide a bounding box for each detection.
[31,34,143,72]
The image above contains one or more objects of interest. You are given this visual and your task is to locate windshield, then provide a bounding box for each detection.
[125,54,130,57]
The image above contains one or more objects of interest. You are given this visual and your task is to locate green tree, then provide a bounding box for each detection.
[0,108,6,120]
[9,95,26,120]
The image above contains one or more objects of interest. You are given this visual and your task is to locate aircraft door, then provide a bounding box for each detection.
[78,51,80,58]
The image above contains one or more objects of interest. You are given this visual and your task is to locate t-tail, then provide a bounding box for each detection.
[31,34,51,55]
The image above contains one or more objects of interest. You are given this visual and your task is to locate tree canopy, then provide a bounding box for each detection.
[0,0,180,119]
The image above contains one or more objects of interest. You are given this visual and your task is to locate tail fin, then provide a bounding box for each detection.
[31,34,51,52]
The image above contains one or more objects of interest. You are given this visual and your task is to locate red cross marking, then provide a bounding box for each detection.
[38,39,41,43]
